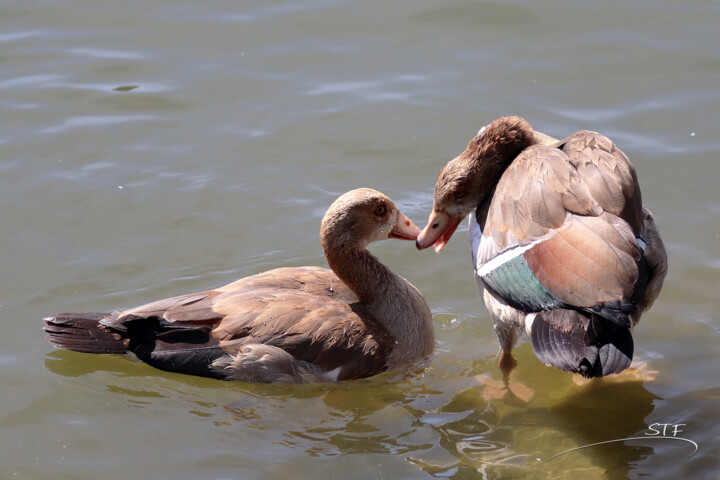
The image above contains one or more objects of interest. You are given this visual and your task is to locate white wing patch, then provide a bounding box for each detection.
[523,313,537,336]
[475,241,540,278]
[323,365,343,382]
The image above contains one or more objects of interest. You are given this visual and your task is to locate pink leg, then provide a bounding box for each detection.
[498,349,517,379]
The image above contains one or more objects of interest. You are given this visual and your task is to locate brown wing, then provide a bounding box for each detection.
[98,266,386,379]
[479,144,602,262]
[210,288,390,377]
[560,131,643,233]
[104,266,357,329]
[217,266,357,302]
[478,135,647,326]
[523,213,641,308]
[112,292,224,325]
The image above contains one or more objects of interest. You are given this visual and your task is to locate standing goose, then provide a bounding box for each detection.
[416,116,667,378]
[44,188,434,383]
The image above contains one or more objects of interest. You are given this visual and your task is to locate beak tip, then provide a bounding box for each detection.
[415,236,431,251]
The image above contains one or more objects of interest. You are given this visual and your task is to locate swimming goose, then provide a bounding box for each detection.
[44,188,434,383]
[416,116,667,378]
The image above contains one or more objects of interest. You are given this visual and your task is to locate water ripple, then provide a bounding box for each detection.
[69,47,144,60]
[47,81,172,94]
[0,30,44,42]
[0,74,66,90]
[39,114,163,134]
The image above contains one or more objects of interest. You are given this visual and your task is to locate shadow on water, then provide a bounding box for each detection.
[42,347,660,479]
[42,349,442,456]
[404,349,661,479]
[540,380,659,472]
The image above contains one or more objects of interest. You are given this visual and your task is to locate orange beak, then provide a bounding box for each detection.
[389,210,421,241]
[416,209,462,253]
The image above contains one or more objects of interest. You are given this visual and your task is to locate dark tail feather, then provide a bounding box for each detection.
[530,310,633,378]
[43,312,127,354]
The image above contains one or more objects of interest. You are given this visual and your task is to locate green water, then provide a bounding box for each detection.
[1,1,718,478]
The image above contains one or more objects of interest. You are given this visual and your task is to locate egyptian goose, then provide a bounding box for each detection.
[416,116,667,378]
[44,189,434,383]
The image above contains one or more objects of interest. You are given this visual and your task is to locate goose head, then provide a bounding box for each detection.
[321,188,420,253]
[416,116,536,252]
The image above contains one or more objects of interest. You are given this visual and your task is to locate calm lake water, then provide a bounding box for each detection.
[1,1,718,479]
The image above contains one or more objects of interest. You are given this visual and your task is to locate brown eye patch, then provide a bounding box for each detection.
[374,204,388,216]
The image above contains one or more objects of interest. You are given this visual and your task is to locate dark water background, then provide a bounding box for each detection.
[1,1,718,478]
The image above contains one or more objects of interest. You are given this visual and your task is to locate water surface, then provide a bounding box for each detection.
[1,1,718,479]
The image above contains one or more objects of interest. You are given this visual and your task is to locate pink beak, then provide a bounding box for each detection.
[415,209,462,253]
[389,210,421,241]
